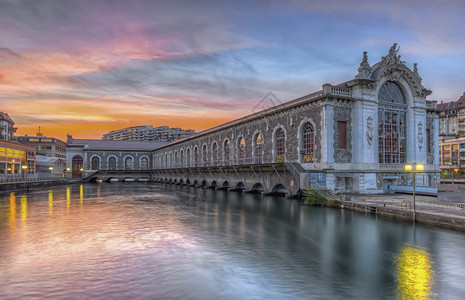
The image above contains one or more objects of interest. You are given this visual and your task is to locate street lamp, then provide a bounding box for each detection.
[448,162,454,184]
[22,165,28,180]
[49,166,54,173]
[405,163,424,222]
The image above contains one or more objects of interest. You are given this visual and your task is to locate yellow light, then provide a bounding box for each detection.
[80,168,84,172]
[66,167,71,171]
[49,167,54,171]
[397,246,433,299]
[22,165,28,170]
[405,164,413,171]
[416,164,424,171]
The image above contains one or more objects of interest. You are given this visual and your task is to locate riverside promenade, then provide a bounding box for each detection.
[335,191,465,232]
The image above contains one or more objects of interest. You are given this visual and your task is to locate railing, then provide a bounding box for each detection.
[0,173,66,184]
[330,87,351,97]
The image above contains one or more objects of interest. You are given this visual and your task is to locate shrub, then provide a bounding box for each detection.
[303,186,327,206]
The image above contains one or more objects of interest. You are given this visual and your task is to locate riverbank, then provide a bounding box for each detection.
[326,192,465,232]
[0,179,82,193]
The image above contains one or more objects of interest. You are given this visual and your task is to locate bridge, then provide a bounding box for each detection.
[69,45,440,196]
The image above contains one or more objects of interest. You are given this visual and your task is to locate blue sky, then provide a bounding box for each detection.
[0,0,464,139]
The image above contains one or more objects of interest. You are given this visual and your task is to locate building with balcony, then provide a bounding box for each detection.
[0,112,17,141]
[102,125,195,142]
[438,93,465,136]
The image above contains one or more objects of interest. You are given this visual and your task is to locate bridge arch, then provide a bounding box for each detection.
[251,182,265,193]
[235,181,246,190]
[272,125,287,163]
[107,155,118,171]
[222,180,230,188]
[271,183,288,195]
[201,179,208,187]
[210,180,218,188]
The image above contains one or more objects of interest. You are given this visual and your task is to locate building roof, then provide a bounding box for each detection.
[0,139,35,151]
[0,112,14,124]
[68,138,167,151]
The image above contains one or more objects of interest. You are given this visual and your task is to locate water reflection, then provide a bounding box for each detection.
[397,246,433,299]
[20,195,27,220]
[0,183,463,299]
[48,190,53,216]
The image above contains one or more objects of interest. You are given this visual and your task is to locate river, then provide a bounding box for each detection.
[0,183,464,299]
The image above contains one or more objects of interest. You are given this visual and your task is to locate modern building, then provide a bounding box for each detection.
[0,112,17,141]
[17,134,67,159]
[439,137,465,174]
[438,92,465,136]
[102,125,195,142]
[0,140,36,178]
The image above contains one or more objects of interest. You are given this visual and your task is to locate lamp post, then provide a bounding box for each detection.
[405,163,424,222]
[22,165,28,180]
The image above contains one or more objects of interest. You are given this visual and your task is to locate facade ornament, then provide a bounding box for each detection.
[380,43,405,67]
[366,116,374,145]
[385,68,402,82]
[413,62,424,85]
[418,121,423,149]
[355,51,372,79]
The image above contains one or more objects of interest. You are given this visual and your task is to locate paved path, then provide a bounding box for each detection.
[343,192,465,222]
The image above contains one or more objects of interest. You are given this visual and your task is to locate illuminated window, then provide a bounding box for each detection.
[302,122,315,162]
[275,128,285,163]
[254,133,263,164]
[378,81,406,164]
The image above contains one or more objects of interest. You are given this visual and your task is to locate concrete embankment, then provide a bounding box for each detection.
[0,179,80,192]
[325,193,465,232]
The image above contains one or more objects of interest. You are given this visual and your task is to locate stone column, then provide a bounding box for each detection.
[320,100,334,166]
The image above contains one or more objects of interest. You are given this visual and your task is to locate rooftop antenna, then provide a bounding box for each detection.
[39,126,41,133]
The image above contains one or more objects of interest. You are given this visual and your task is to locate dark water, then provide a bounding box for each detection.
[0,183,464,299]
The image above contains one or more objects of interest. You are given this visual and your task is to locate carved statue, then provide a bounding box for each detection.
[355,51,372,79]
[381,43,405,67]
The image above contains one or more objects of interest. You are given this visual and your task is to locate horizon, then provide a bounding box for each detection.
[1,0,464,140]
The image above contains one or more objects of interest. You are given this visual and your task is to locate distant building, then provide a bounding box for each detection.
[0,139,36,176]
[438,92,465,136]
[17,134,67,159]
[0,112,17,141]
[102,125,195,142]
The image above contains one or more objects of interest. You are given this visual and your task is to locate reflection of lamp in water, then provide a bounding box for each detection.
[397,246,433,299]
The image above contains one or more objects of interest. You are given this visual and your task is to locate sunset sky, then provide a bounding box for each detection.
[1,0,464,140]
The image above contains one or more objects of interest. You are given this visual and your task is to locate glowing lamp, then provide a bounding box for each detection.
[49,167,54,171]
[404,164,413,171]
[66,168,71,171]
[415,164,424,171]
[22,165,28,170]
[80,168,84,172]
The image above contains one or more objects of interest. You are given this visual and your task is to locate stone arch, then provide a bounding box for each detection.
[297,117,317,163]
[271,183,288,195]
[211,141,218,166]
[180,149,184,167]
[193,145,199,167]
[377,80,408,164]
[186,147,191,167]
[251,182,265,193]
[222,181,230,188]
[272,125,287,163]
[107,155,118,171]
[210,180,218,188]
[252,129,264,164]
[139,155,149,170]
[174,150,178,168]
[235,182,246,190]
[90,155,101,170]
[223,138,231,165]
[202,143,208,166]
[123,155,134,170]
[201,179,208,187]
[236,135,246,164]
[71,155,84,178]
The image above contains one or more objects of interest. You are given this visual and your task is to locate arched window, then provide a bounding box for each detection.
[169,152,173,168]
[91,156,100,170]
[180,150,184,167]
[194,146,199,167]
[164,153,168,168]
[140,157,149,170]
[275,128,285,163]
[238,137,245,164]
[125,156,134,170]
[212,143,218,166]
[174,151,178,168]
[378,81,406,164]
[186,148,191,167]
[224,140,230,165]
[202,144,208,166]
[254,133,263,164]
[108,156,117,170]
[302,123,315,163]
